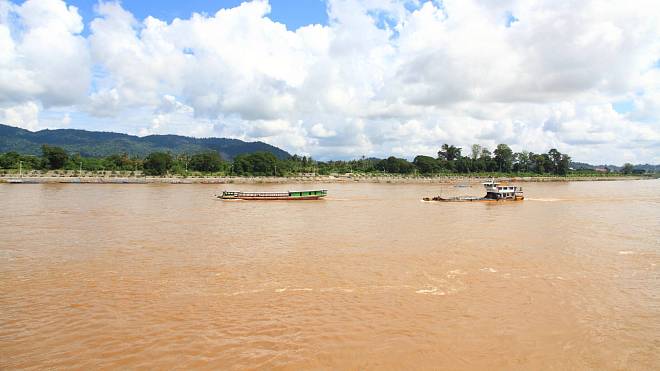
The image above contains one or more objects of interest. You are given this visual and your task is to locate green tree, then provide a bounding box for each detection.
[437,144,462,161]
[622,163,634,174]
[0,152,20,169]
[455,156,472,173]
[377,156,414,174]
[232,152,279,176]
[513,150,531,173]
[41,145,69,169]
[531,153,552,174]
[548,148,561,164]
[470,144,482,160]
[529,152,542,173]
[189,151,224,172]
[494,144,514,172]
[478,148,497,172]
[547,148,562,174]
[557,154,571,175]
[105,153,133,170]
[143,152,173,176]
[413,155,439,174]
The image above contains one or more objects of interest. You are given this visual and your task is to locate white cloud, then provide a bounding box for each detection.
[0,101,40,130]
[88,88,120,117]
[310,123,337,138]
[0,0,90,108]
[0,0,659,164]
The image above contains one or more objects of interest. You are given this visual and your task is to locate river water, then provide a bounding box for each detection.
[1,180,659,370]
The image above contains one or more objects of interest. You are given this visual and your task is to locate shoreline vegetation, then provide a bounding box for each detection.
[1,143,657,185]
[0,171,652,184]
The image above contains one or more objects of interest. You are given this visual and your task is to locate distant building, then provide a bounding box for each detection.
[594,167,609,173]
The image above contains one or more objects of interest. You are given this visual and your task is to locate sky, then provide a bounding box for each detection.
[1,0,659,164]
[63,0,329,32]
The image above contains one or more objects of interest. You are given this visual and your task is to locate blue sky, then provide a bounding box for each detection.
[60,0,328,31]
[2,0,659,164]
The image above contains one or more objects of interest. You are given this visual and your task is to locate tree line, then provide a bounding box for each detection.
[0,143,641,177]
[312,144,574,176]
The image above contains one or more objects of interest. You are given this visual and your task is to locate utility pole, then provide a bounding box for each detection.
[19,161,22,178]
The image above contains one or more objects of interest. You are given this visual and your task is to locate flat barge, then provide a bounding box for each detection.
[424,180,523,202]
[219,189,327,200]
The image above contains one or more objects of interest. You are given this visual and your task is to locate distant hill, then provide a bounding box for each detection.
[571,161,659,173]
[0,124,290,160]
[630,164,660,173]
[570,161,596,170]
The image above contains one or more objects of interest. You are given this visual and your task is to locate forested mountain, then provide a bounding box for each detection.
[0,124,290,160]
[570,161,660,173]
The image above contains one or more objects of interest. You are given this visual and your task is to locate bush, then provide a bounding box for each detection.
[232,152,279,176]
[377,156,414,174]
[143,152,173,176]
[41,145,68,169]
[189,151,224,172]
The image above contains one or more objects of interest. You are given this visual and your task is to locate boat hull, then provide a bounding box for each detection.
[219,189,327,201]
[423,196,524,202]
[220,195,326,200]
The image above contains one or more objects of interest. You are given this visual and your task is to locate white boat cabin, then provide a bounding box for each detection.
[482,181,524,200]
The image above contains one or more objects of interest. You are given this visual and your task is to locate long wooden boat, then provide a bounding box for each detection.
[424,180,524,202]
[219,189,327,200]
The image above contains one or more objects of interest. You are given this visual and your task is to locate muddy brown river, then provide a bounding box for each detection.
[1,180,658,370]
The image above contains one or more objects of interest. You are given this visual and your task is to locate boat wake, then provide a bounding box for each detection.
[526,198,562,202]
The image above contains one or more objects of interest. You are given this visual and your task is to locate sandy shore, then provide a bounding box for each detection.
[0,174,650,184]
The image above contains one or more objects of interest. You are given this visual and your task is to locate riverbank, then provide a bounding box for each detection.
[0,173,651,184]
